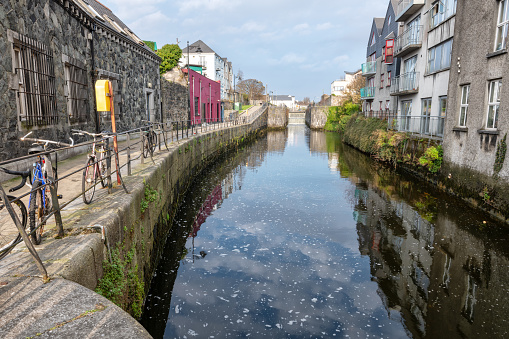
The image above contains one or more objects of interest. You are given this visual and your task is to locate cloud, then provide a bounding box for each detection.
[317,22,333,30]
[293,23,310,32]
[241,21,266,33]
[177,0,242,13]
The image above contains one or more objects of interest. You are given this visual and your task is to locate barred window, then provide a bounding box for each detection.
[64,57,89,124]
[13,34,58,127]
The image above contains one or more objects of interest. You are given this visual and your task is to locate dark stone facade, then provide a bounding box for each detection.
[0,0,161,160]
[161,80,189,123]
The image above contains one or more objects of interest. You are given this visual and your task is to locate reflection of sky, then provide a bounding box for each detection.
[160,126,408,338]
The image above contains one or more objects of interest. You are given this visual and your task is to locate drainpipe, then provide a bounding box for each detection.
[89,23,100,133]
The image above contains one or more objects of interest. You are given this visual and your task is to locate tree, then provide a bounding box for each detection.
[156,44,182,75]
[302,97,311,104]
[237,79,265,102]
[237,70,244,82]
[343,75,365,105]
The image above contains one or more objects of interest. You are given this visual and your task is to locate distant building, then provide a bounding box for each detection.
[270,95,296,110]
[179,40,233,101]
[183,68,222,124]
[331,70,361,96]
[0,0,161,159]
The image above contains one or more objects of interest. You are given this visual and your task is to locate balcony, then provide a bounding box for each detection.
[387,114,445,138]
[360,87,375,100]
[361,61,376,77]
[394,26,422,57]
[396,0,425,22]
[390,72,419,95]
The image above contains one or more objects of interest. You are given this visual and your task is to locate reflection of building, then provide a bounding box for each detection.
[328,153,339,173]
[351,175,509,338]
[190,184,223,238]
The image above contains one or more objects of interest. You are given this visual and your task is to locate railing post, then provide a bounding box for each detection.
[106,138,112,194]
[127,132,132,176]
[140,130,145,164]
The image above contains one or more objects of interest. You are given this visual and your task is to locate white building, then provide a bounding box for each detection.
[331,70,361,96]
[270,95,296,110]
[390,0,456,138]
[179,40,234,101]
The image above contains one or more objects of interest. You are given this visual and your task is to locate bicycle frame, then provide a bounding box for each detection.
[28,154,49,212]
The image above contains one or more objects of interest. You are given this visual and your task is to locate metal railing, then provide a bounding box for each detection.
[360,111,445,138]
[390,72,419,95]
[361,61,376,76]
[395,25,422,56]
[0,111,266,277]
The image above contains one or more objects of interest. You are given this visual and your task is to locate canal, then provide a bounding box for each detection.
[141,125,509,338]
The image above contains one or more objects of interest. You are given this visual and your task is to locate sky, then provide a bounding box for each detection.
[98,0,389,101]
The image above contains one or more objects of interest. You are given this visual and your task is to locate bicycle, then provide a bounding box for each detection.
[20,132,73,244]
[0,168,30,260]
[141,121,157,158]
[72,130,108,204]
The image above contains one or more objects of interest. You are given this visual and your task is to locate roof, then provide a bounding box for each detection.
[182,40,217,55]
[73,0,156,55]
[374,18,385,34]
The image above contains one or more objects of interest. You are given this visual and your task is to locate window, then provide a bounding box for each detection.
[387,72,391,87]
[388,16,392,26]
[459,85,470,127]
[12,33,58,127]
[370,32,376,46]
[487,80,502,129]
[404,55,417,73]
[438,96,447,136]
[385,100,390,111]
[495,0,509,51]
[421,98,432,134]
[64,57,89,124]
[401,100,412,131]
[194,97,199,116]
[379,101,383,111]
[380,73,384,88]
[427,39,453,74]
[430,0,457,29]
[385,39,394,64]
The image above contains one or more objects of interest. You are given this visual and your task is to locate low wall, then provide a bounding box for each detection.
[268,106,289,129]
[305,106,328,129]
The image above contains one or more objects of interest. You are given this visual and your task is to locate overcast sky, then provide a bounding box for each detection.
[99,0,389,101]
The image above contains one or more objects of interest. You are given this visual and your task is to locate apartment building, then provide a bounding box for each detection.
[179,40,233,101]
[443,0,509,179]
[389,0,456,138]
[361,0,400,118]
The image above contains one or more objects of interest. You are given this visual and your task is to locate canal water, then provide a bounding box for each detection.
[141,125,509,339]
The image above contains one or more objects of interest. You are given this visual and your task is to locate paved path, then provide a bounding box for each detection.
[0,121,240,338]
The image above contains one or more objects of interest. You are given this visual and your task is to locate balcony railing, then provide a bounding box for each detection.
[361,61,376,77]
[388,114,445,138]
[390,72,419,95]
[394,25,423,57]
[396,0,425,22]
[360,87,375,99]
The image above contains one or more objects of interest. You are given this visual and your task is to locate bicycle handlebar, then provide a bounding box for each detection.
[0,167,30,193]
[21,132,74,147]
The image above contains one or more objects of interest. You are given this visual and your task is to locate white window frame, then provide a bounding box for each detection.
[486,80,502,129]
[426,39,453,74]
[429,0,457,29]
[459,85,469,127]
[495,0,509,51]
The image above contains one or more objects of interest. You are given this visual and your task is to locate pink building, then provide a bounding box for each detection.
[184,68,221,125]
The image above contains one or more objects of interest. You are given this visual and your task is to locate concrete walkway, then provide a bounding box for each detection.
[0,121,242,338]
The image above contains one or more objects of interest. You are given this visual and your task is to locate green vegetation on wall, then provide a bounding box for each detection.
[324,102,359,132]
[494,134,507,176]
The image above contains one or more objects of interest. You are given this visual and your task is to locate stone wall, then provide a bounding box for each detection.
[305,106,328,129]
[268,106,288,129]
[0,0,161,161]
[161,79,189,123]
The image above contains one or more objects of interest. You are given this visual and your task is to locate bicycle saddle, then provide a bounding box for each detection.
[28,145,44,154]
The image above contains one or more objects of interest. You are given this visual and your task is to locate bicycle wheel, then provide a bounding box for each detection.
[143,134,151,158]
[149,130,157,154]
[28,180,45,245]
[83,157,96,204]
[0,195,26,260]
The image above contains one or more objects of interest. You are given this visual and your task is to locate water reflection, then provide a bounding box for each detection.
[142,126,509,339]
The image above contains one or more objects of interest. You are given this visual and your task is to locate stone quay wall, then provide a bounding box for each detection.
[268,106,289,129]
[305,106,328,129]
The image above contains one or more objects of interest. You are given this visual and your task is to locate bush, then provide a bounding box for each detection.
[418,145,443,173]
[324,102,360,132]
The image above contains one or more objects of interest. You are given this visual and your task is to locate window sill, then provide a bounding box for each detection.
[487,49,507,59]
[424,67,451,77]
[452,126,468,132]
[477,129,499,135]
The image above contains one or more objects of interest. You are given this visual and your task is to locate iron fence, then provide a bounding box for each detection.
[361,110,445,138]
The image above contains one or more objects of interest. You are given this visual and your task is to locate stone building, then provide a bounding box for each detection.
[443,0,509,179]
[0,0,161,160]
